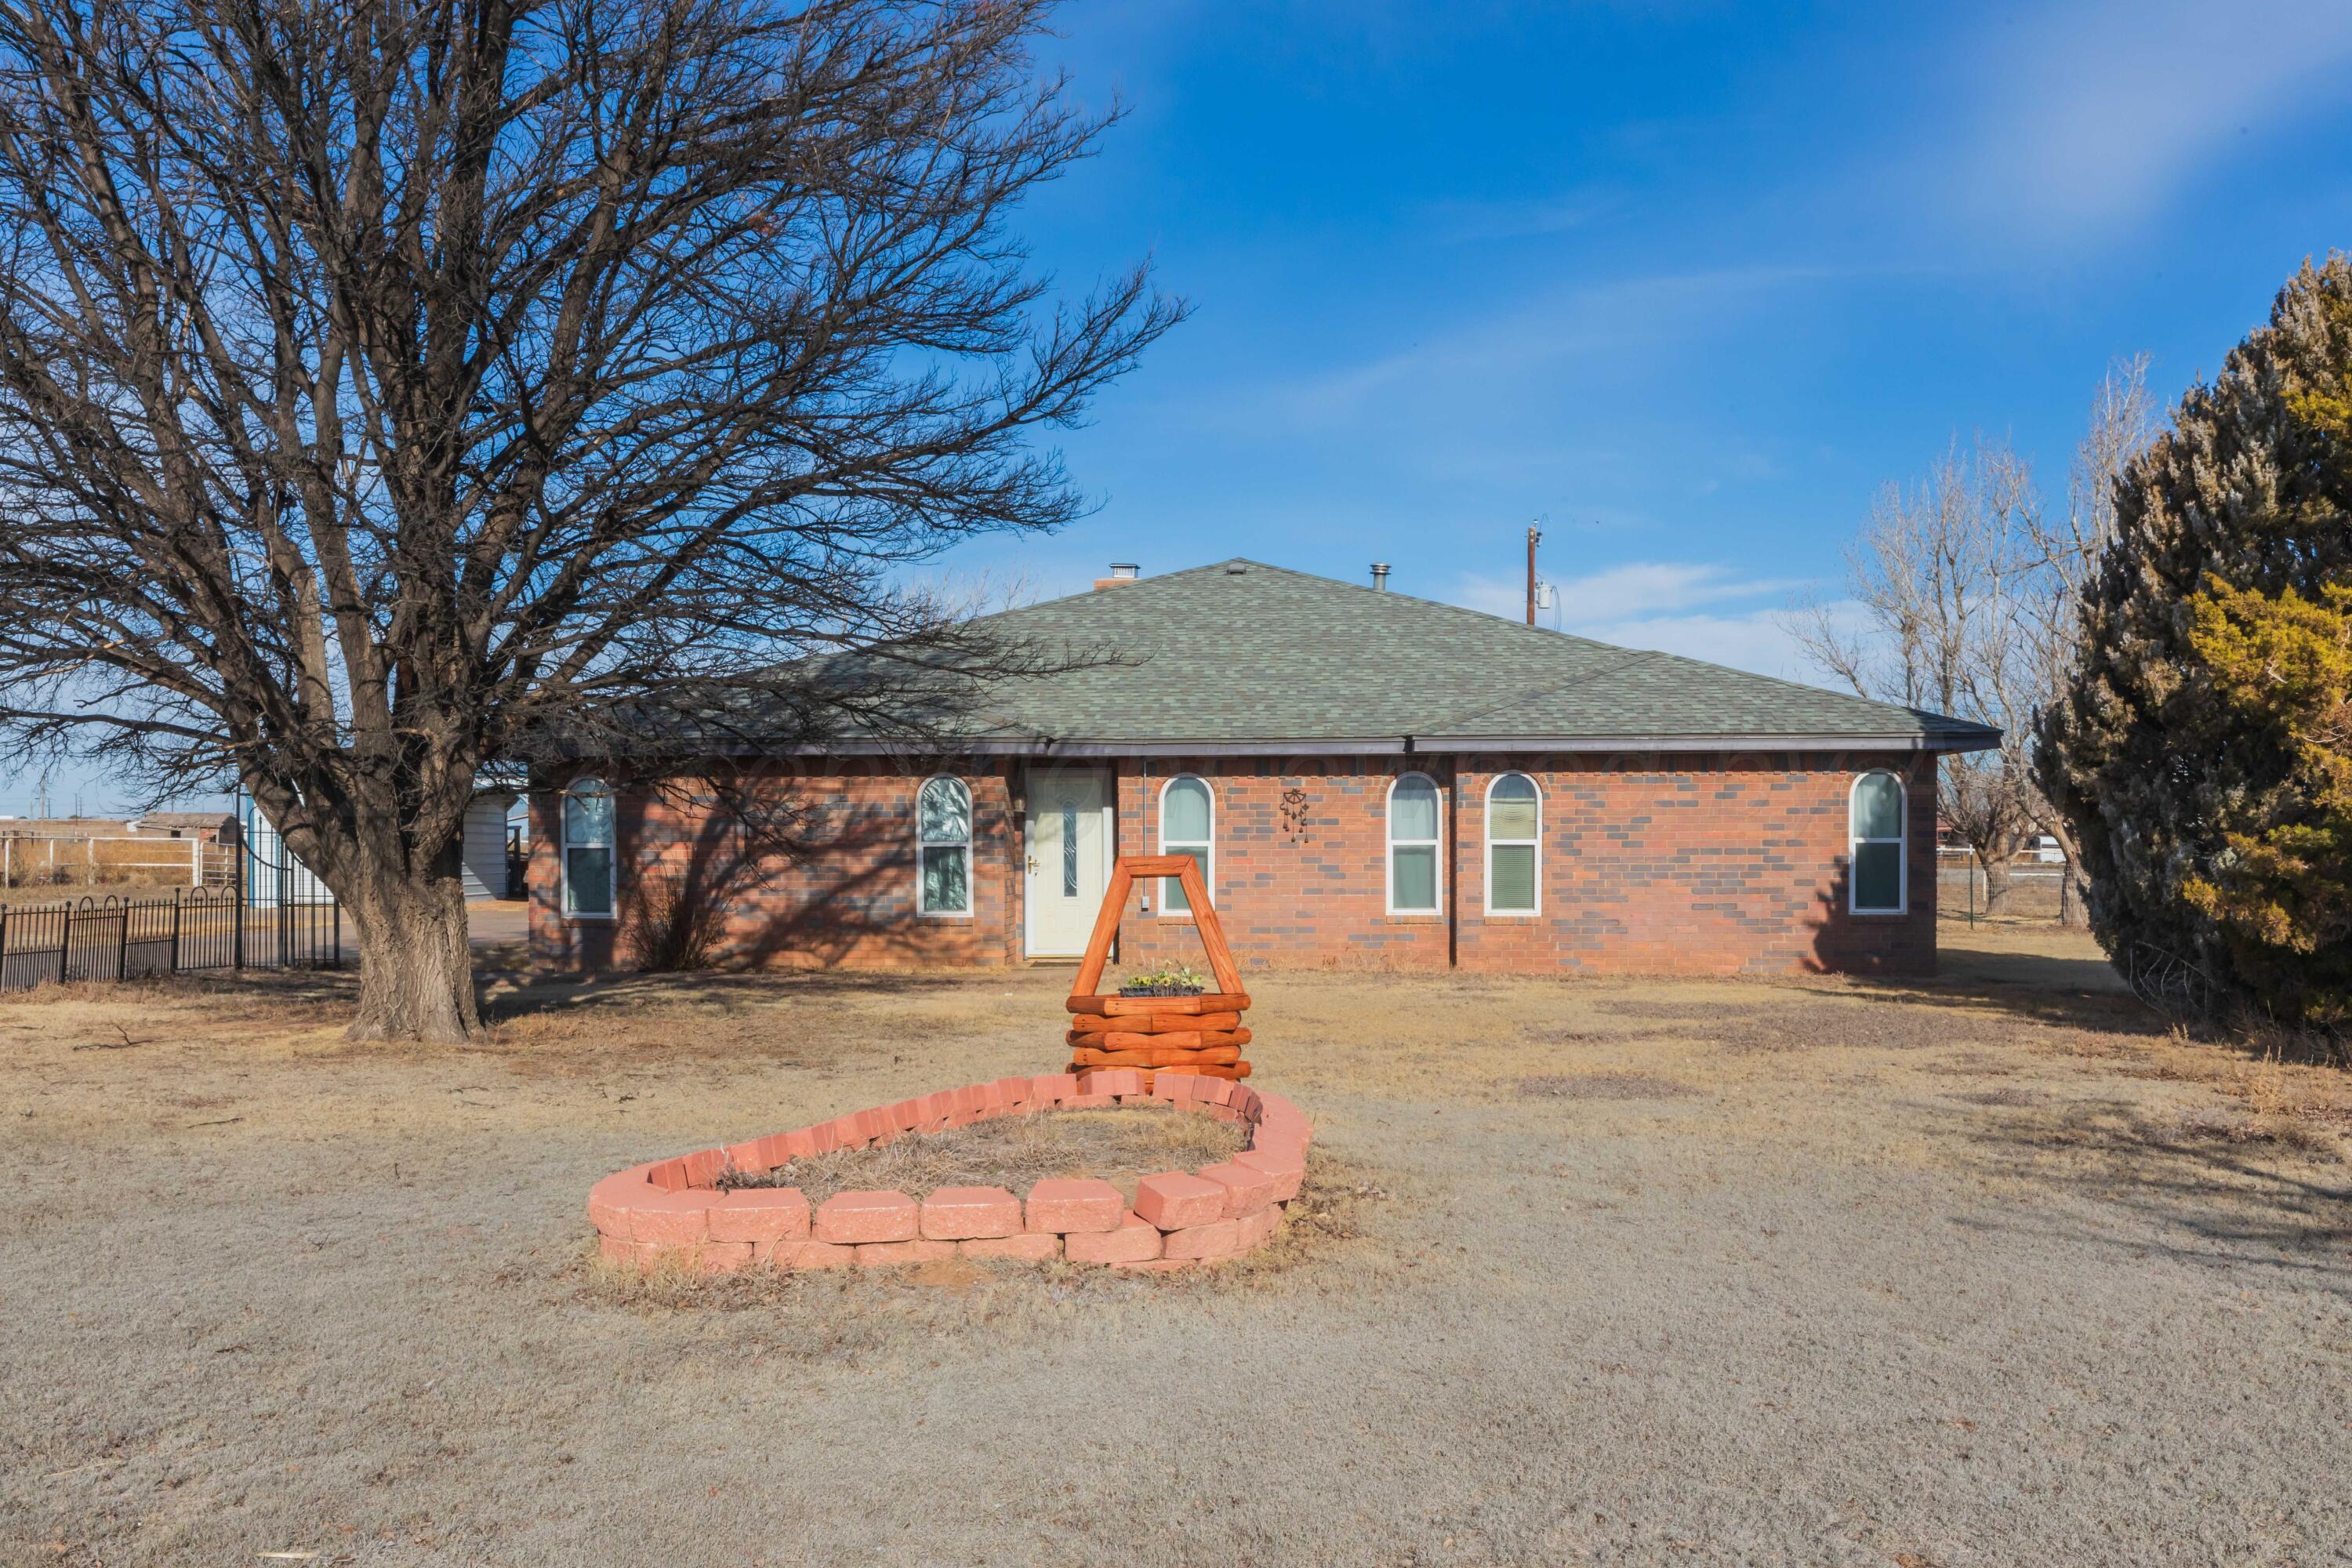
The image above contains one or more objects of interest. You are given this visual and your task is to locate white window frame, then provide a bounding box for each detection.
[1156,774,1215,915]
[916,774,975,919]
[1483,772,1542,916]
[1848,769,1907,916]
[1385,771,1443,916]
[561,776,615,920]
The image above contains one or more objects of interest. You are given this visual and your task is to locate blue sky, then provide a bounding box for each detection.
[12,0,2352,815]
[941,0,2352,662]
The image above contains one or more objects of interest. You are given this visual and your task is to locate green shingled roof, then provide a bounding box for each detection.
[921,559,1998,753]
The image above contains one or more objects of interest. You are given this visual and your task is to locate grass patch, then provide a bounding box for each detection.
[1516,1071,1701,1102]
[1949,1086,2043,1108]
[720,1105,1248,1204]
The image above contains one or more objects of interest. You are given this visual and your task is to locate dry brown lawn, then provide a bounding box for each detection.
[2,921,2348,1566]
[719,1105,1247,1205]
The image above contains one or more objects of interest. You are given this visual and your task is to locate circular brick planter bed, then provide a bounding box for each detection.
[586,1069,1312,1276]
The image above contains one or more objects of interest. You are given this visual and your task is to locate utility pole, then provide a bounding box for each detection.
[1525,523,1542,626]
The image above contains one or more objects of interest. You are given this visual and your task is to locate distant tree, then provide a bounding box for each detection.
[1789,438,2038,912]
[0,0,1178,1040]
[2011,356,2158,926]
[2038,257,2352,1027]
[1795,363,2158,927]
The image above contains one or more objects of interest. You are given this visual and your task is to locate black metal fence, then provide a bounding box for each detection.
[0,836,341,993]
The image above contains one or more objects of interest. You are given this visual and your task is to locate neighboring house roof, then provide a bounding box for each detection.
[127,811,235,833]
[3,814,226,837]
[909,561,1998,755]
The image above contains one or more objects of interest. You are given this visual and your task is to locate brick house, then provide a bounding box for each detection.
[528,559,1998,978]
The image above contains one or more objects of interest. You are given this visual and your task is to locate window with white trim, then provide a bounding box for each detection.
[1159,775,1214,913]
[917,775,972,916]
[1485,773,1541,914]
[1387,772,1442,914]
[562,777,615,917]
[1849,771,1906,913]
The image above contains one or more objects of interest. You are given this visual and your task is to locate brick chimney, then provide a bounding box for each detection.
[1093,561,1141,591]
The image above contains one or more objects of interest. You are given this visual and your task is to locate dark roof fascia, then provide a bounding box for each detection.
[737,728,2002,760]
[1422,730,2000,756]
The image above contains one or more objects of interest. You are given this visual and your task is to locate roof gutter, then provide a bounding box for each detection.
[706,729,2000,760]
[1419,730,2000,756]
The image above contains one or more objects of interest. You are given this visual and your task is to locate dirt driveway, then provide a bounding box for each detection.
[2,926,2347,1566]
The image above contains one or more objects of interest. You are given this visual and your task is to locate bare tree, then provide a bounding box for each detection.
[1788,438,2039,912]
[622,771,808,974]
[0,0,1180,1040]
[1793,362,2158,926]
[2016,355,2158,924]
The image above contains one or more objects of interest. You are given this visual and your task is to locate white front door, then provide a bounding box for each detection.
[1025,768,1112,957]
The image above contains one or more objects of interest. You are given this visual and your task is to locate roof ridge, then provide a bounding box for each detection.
[974,557,1991,735]
[1215,557,1631,655]
[1221,560,1981,729]
[760,556,1998,751]
[973,555,1628,648]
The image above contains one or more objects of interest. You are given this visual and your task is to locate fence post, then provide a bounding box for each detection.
[115,898,129,981]
[234,826,245,971]
[60,902,73,985]
[0,903,8,985]
[170,890,182,973]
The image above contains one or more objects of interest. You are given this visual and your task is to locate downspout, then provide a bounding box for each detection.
[1445,755,1459,970]
[1007,757,1025,967]
[1132,759,1149,942]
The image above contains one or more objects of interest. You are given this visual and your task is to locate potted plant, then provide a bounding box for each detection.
[1117,962,1207,999]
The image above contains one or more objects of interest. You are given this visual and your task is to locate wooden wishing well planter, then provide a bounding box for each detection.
[1065,855,1253,1081]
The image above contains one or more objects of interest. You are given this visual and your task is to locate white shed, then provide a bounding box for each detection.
[462,791,517,900]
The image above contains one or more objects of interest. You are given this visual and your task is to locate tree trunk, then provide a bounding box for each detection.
[2059,865,2089,928]
[2039,818,2091,929]
[344,867,481,1042]
[1981,855,2013,916]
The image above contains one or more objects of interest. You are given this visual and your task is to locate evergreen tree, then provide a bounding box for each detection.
[2038,256,2352,1026]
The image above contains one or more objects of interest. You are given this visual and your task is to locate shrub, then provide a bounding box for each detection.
[2038,256,2352,1028]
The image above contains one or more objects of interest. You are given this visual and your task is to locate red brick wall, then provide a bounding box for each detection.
[527,763,1022,971]
[1109,752,1933,978]
[528,751,1939,978]
[1449,753,1936,976]
[1109,757,1453,974]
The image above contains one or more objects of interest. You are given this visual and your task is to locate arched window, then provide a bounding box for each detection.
[917,775,972,916]
[1387,772,1442,914]
[1485,773,1541,915]
[1159,775,1214,913]
[562,777,615,917]
[1849,771,1907,914]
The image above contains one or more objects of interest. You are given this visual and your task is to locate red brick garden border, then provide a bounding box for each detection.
[586,1069,1312,1275]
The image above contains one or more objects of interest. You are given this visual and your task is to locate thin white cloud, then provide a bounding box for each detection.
[1453,561,1810,625]
[1569,606,1860,684]
[1414,190,1619,245]
[1252,264,1849,430]
[1936,0,2352,245]
[1446,561,1857,684]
